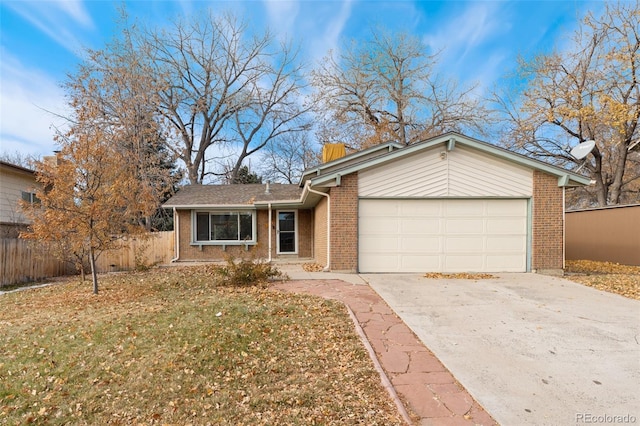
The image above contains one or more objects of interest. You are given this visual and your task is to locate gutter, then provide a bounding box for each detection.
[170,207,180,262]
[306,181,331,271]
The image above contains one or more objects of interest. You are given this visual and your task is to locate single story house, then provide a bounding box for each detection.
[163,132,590,273]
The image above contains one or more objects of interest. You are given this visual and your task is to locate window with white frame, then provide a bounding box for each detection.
[195,211,255,243]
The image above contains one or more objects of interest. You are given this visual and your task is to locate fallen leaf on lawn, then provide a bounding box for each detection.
[424,273,496,280]
[564,260,639,300]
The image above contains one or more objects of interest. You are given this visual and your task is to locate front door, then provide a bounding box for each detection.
[277,210,297,254]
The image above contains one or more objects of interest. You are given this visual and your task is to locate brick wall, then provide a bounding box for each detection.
[176,210,267,260]
[297,209,313,258]
[329,173,359,271]
[175,208,312,261]
[314,197,328,267]
[532,171,564,270]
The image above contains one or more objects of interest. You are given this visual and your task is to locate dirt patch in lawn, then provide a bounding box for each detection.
[564,260,639,300]
[0,266,406,425]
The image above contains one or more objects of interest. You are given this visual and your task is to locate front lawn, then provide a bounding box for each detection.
[0,266,405,425]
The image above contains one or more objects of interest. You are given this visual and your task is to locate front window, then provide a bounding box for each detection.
[195,211,254,242]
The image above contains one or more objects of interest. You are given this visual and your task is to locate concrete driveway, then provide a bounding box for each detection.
[361,273,640,426]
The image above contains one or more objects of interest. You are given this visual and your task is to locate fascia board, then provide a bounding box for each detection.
[309,132,591,188]
[457,136,592,186]
[253,199,305,206]
[162,204,258,210]
[299,141,404,184]
[0,162,36,176]
[309,135,453,186]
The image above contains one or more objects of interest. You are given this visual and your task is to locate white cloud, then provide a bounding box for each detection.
[52,0,93,28]
[416,2,516,97]
[307,0,353,63]
[3,0,94,54]
[263,0,300,38]
[423,2,504,63]
[0,53,68,157]
[466,51,508,98]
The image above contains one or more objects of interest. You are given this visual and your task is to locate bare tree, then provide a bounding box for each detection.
[121,11,311,184]
[69,26,182,228]
[312,28,491,149]
[496,2,639,207]
[0,151,39,168]
[259,133,319,184]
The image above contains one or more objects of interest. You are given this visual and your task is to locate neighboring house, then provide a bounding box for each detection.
[163,132,590,273]
[0,160,39,238]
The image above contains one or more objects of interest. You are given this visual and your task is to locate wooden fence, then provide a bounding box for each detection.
[0,239,73,287]
[94,231,175,272]
[566,204,640,266]
[0,231,175,288]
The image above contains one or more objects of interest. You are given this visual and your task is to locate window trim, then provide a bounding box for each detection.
[191,210,257,245]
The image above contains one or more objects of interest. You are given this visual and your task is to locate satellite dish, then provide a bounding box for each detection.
[570,140,596,160]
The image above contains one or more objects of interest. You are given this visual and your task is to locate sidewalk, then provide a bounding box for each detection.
[271,266,496,426]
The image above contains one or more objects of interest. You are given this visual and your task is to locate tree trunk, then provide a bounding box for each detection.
[89,247,99,294]
[189,163,199,185]
[590,148,608,207]
[607,141,630,204]
[593,174,608,207]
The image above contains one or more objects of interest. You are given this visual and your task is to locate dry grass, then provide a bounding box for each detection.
[0,266,405,425]
[564,260,640,300]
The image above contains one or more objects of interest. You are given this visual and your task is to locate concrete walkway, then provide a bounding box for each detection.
[272,266,496,425]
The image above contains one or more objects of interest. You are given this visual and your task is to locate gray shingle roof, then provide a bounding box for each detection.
[163,184,303,207]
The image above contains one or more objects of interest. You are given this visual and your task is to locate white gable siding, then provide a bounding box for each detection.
[358,145,533,197]
[358,148,448,197]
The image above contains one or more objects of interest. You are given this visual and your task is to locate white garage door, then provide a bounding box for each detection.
[358,199,528,273]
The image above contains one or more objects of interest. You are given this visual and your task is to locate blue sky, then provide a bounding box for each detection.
[0,0,605,159]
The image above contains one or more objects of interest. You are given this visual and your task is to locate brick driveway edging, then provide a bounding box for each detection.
[271,279,496,426]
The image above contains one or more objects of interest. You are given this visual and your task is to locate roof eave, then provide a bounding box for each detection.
[0,161,36,176]
[253,198,305,206]
[309,132,591,188]
[164,198,306,209]
[162,204,258,209]
[299,140,404,186]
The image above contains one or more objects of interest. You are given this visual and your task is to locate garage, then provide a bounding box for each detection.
[301,132,590,273]
[358,198,528,273]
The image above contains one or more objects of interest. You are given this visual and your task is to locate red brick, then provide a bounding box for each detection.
[328,172,359,271]
[532,171,564,270]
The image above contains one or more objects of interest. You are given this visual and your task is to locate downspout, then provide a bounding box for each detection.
[307,183,331,271]
[268,203,272,262]
[170,207,180,262]
[562,187,566,270]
